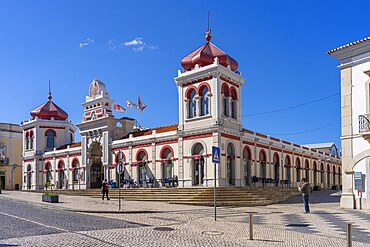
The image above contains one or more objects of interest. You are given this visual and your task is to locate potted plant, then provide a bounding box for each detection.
[42,182,59,203]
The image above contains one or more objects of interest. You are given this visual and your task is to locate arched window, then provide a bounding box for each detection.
[72,159,79,181]
[29,131,34,149]
[161,147,173,179]
[25,132,29,150]
[46,130,56,149]
[137,150,148,181]
[200,86,209,116]
[259,150,267,179]
[230,89,237,119]
[188,89,196,118]
[296,158,301,182]
[222,85,228,116]
[45,162,52,182]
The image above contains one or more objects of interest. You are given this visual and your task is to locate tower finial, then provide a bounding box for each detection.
[205,10,211,42]
[48,80,52,100]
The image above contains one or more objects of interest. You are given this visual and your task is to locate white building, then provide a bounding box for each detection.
[328,37,370,209]
[22,31,341,191]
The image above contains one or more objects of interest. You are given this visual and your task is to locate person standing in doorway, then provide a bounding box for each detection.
[102,179,110,200]
[298,178,310,213]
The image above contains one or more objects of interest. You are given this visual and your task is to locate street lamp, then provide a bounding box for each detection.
[113,150,123,211]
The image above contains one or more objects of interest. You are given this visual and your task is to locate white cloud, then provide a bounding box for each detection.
[79,38,94,48]
[123,37,158,52]
[124,38,144,46]
[108,39,117,50]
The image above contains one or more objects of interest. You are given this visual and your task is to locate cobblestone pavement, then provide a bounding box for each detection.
[0,190,369,247]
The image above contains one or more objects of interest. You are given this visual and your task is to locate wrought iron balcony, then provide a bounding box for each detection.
[359,114,370,140]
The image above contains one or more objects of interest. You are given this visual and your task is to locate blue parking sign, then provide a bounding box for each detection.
[212,146,220,163]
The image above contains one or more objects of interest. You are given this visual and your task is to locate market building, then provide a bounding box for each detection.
[22,31,342,191]
[328,37,370,209]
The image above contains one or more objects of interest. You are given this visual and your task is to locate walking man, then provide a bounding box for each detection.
[298,178,310,213]
[102,179,110,200]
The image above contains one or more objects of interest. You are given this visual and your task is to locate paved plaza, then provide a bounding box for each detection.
[0,190,369,247]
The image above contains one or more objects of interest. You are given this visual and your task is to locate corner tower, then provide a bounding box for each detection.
[175,30,245,133]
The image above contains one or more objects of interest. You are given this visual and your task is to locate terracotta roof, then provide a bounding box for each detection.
[327,37,370,54]
[181,31,238,72]
[121,124,178,139]
[30,93,68,120]
[56,142,82,150]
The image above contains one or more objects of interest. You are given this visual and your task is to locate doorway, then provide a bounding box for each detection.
[90,142,103,189]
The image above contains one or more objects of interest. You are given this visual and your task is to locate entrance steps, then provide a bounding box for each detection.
[56,186,300,207]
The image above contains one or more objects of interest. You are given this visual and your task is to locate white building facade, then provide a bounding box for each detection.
[329,37,370,209]
[22,32,342,191]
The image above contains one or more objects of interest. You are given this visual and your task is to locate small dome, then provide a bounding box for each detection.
[181,31,238,71]
[89,79,107,97]
[30,92,68,121]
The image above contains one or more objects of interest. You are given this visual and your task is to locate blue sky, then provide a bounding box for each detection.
[1,0,368,149]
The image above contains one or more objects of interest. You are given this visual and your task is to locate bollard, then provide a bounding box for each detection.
[249,213,253,240]
[347,223,352,247]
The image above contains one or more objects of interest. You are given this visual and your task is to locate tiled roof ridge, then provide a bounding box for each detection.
[327,36,370,54]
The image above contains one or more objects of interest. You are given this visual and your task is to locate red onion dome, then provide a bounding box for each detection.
[30,92,68,121]
[181,30,238,72]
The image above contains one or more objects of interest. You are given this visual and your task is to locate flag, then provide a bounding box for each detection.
[113,103,126,113]
[126,99,138,108]
[138,96,147,112]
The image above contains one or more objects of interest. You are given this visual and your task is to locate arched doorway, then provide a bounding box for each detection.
[285,156,291,182]
[45,162,52,183]
[137,150,148,183]
[333,166,336,187]
[273,153,280,186]
[305,160,310,181]
[259,150,267,181]
[90,142,103,188]
[57,160,66,189]
[243,147,252,186]
[313,162,317,186]
[161,147,173,180]
[296,158,301,182]
[26,164,32,190]
[320,163,324,185]
[227,143,236,185]
[192,143,204,186]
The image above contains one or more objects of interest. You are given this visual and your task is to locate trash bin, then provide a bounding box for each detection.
[15,184,20,190]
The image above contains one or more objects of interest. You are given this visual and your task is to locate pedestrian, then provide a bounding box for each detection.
[298,178,310,213]
[102,179,110,200]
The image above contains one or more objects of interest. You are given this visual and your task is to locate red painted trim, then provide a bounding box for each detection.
[272,152,280,163]
[132,143,152,149]
[243,140,254,145]
[242,146,252,159]
[283,150,293,155]
[259,149,267,161]
[303,147,310,150]
[271,147,281,152]
[71,157,80,167]
[44,161,52,170]
[57,160,65,168]
[156,140,178,146]
[230,86,238,100]
[198,82,211,94]
[44,129,57,137]
[136,149,149,162]
[220,76,239,88]
[25,131,29,138]
[112,147,129,152]
[256,143,269,149]
[159,145,174,159]
[183,76,213,87]
[185,86,197,98]
[184,133,212,140]
[293,144,300,148]
[221,83,230,96]
[40,126,65,129]
[221,133,240,141]
[282,141,291,145]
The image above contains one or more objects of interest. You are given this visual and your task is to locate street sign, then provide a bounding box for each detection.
[117,162,124,174]
[354,172,364,191]
[212,146,220,164]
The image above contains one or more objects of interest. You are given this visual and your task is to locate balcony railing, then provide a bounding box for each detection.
[359,114,370,133]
